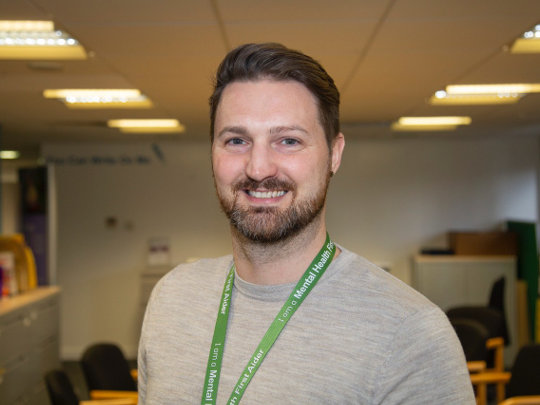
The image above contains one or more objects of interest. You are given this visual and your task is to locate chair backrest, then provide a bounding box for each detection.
[506,344,540,397]
[44,369,79,405]
[450,318,489,362]
[488,276,505,312]
[81,343,137,391]
[446,306,505,340]
[488,276,510,345]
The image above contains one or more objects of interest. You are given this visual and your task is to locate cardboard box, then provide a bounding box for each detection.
[448,231,518,255]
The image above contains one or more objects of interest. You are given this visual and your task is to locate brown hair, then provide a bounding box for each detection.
[209,43,340,146]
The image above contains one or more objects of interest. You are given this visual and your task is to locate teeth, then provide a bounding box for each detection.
[248,190,286,199]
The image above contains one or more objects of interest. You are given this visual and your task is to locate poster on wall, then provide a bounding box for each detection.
[19,166,48,285]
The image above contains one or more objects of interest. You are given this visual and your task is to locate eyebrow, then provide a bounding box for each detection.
[216,126,249,139]
[269,125,309,135]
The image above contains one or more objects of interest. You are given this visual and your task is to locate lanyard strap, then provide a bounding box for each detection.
[201,234,336,405]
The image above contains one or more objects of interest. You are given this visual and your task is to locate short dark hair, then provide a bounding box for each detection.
[209,43,340,146]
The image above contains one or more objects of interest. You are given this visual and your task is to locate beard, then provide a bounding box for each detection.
[216,171,332,244]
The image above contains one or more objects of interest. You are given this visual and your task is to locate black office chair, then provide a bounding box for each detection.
[447,306,506,344]
[487,276,510,346]
[45,369,79,405]
[506,343,540,398]
[447,301,508,403]
[80,343,137,400]
[450,317,489,363]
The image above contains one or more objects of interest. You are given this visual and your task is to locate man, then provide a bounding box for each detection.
[138,43,475,404]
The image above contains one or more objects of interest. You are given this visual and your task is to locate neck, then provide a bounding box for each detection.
[231,215,331,285]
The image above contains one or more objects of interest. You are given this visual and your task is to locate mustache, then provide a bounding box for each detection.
[233,177,295,192]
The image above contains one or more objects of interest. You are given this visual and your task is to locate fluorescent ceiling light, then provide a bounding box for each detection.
[429,90,523,105]
[445,84,540,95]
[116,127,185,134]
[397,116,471,126]
[0,21,54,31]
[0,20,86,60]
[108,119,180,128]
[107,119,185,133]
[0,150,20,159]
[391,116,471,132]
[430,83,540,105]
[43,89,153,109]
[391,123,458,131]
[510,24,540,53]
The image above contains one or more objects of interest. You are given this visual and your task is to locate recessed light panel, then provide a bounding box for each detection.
[429,90,522,105]
[445,84,540,95]
[511,24,540,53]
[0,20,86,60]
[44,89,153,109]
[107,119,185,133]
[392,116,471,131]
[0,150,20,159]
[398,116,471,126]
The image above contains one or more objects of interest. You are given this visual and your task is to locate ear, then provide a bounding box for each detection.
[330,133,345,174]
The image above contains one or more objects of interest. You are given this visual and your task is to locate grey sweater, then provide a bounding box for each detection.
[138,247,475,404]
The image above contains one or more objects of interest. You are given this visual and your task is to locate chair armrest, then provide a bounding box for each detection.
[486,337,504,350]
[470,371,511,405]
[486,337,505,374]
[469,371,511,385]
[89,390,138,401]
[80,399,137,405]
[499,397,540,405]
[467,361,486,373]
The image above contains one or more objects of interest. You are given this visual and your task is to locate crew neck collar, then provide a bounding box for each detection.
[232,244,348,301]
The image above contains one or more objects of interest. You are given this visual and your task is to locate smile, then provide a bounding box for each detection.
[247,190,287,199]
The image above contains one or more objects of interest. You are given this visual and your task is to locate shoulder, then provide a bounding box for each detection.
[327,246,441,319]
[159,255,233,285]
[329,249,473,402]
[148,255,233,308]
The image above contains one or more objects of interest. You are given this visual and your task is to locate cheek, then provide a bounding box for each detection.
[284,154,328,185]
[212,154,244,186]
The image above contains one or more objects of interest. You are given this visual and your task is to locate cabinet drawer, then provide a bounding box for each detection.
[24,380,50,405]
[0,311,32,364]
[0,354,34,404]
[31,297,59,344]
[34,335,60,375]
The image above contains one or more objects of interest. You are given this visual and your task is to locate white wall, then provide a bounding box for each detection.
[42,134,539,359]
[328,134,538,280]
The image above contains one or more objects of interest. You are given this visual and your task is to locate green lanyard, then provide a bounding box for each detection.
[201,234,336,405]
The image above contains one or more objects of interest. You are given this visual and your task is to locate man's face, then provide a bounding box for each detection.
[212,79,344,243]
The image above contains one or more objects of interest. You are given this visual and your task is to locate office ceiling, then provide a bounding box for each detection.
[2,0,540,159]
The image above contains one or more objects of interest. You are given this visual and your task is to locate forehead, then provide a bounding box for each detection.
[215,79,319,126]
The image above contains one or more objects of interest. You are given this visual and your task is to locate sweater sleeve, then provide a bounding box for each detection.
[137,271,166,405]
[371,306,475,404]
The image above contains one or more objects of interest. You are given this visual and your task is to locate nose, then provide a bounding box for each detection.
[245,142,278,181]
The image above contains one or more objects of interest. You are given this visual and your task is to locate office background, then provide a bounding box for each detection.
[0,0,539,360]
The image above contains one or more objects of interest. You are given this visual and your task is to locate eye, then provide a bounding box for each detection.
[226,137,247,146]
[280,138,300,146]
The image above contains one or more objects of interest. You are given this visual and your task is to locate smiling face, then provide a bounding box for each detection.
[212,79,344,244]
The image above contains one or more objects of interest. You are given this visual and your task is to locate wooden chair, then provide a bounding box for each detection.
[471,344,540,405]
